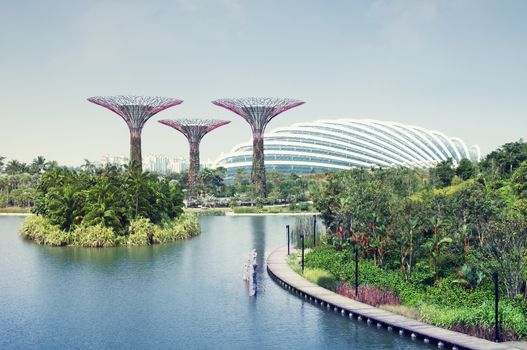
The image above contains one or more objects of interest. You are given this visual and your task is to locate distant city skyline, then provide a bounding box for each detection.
[1,0,526,166]
[99,153,215,174]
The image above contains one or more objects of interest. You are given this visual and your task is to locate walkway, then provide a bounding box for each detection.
[267,245,525,350]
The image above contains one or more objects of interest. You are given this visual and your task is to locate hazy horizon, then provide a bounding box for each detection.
[1,0,526,166]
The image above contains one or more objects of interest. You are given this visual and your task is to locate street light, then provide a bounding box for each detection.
[286,225,290,255]
[301,233,305,273]
[352,240,359,298]
[313,214,317,247]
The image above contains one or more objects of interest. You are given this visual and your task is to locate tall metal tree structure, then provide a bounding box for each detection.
[159,118,230,199]
[212,97,304,198]
[87,95,183,172]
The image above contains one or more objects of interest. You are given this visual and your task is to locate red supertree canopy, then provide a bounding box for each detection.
[158,118,231,144]
[211,97,304,132]
[88,95,183,130]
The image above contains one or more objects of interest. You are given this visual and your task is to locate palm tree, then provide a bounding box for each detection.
[0,156,5,173]
[81,159,97,175]
[5,160,28,175]
[30,156,48,174]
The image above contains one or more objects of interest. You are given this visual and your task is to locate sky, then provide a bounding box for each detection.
[1,0,526,166]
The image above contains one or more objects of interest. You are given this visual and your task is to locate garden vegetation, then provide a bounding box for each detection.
[298,140,527,341]
[19,163,200,247]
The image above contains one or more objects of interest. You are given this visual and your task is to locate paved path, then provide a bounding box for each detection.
[267,245,526,350]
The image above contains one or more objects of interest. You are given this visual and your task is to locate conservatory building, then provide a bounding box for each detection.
[215,119,481,177]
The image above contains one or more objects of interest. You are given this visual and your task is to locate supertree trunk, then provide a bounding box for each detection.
[87,95,183,173]
[158,118,230,200]
[130,128,142,172]
[252,131,267,198]
[211,97,304,199]
[188,142,200,199]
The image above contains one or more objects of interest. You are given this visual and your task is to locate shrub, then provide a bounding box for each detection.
[21,213,200,247]
[336,283,401,307]
[20,215,71,246]
[127,218,158,246]
[154,213,200,243]
[72,224,117,247]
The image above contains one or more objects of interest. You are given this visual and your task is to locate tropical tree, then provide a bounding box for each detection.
[430,158,455,187]
[5,160,29,175]
[480,217,527,298]
[29,156,48,174]
[456,158,476,180]
[511,161,527,199]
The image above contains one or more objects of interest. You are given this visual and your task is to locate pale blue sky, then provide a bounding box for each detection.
[1,0,526,166]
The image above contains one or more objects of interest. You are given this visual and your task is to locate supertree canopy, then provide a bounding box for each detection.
[212,97,305,198]
[159,118,230,199]
[87,95,183,172]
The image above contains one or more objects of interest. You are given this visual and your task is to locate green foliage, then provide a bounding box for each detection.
[33,165,184,233]
[481,140,527,179]
[157,213,200,242]
[456,158,477,180]
[304,246,527,338]
[430,158,456,187]
[127,217,158,246]
[73,224,117,248]
[21,215,65,245]
[292,215,323,249]
[20,214,200,247]
[303,268,338,291]
[511,161,527,199]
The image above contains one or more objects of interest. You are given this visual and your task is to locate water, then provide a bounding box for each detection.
[0,216,431,350]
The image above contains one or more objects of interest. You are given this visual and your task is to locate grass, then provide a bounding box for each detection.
[232,203,317,214]
[0,207,31,214]
[184,208,227,216]
[379,304,421,319]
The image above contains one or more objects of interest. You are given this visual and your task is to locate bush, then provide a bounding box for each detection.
[336,283,401,306]
[20,213,200,247]
[157,213,200,242]
[20,215,66,246]
[302,245,527,340]
[72,224,117,248]
[127,218,158,246]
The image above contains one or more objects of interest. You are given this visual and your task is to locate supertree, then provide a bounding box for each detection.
[87,95,183,172]
[212,97,304,198]
[159,118,230,199]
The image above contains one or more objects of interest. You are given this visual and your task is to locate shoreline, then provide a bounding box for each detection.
[266,245,526,350]
[225,211,319,216]
[0,213,32,216]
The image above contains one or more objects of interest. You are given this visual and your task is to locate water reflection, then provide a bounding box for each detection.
[0,216,431,350]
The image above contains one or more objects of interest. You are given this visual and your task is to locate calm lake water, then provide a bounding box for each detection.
[0,216,432,350]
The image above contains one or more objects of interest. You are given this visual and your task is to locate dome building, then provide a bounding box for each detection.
[215,119,480,177]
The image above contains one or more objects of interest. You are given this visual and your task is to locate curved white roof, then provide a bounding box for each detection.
[215,119,480,175]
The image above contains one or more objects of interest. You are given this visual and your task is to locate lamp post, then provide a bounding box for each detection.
[313,215,317,247]
[301,233,305,273]
[286,225,290,255]
[353,241,359,298]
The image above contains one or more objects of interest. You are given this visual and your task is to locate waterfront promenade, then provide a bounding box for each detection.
[267,245,527,350]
